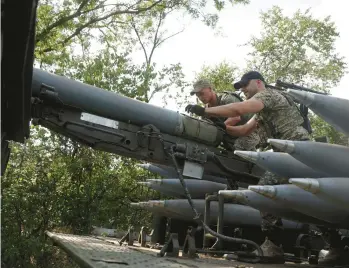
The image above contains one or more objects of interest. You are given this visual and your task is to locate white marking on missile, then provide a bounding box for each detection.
[81,112,119,129]
[267,139,295,153]
[289,178,320,194]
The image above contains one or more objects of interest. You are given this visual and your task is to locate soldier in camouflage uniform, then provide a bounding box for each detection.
[185,71,310,263]
[188,79,261,151]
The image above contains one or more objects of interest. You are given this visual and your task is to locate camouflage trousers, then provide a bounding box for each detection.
[258,170,289,232]
[234,131,261,151]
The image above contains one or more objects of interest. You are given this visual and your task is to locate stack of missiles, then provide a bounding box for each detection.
[132,89,349,233]
[131,163,278,229]
[136,163,235,198]
[221,89,349,230]
[131,163,306,230]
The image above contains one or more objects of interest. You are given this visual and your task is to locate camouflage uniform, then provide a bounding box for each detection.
[205,93,261,151]
[205,92,243,122]
[252,88,310,232]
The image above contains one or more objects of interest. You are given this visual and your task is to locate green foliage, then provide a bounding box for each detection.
[246,6,347,92]
[7,2,348,268]
[309,115,348,146]
[185,0,249,27]
[194,61,240,93]
[5,0,214,265]
[2,126,162,267]
[244,6,347,142]
[34,0,249,58]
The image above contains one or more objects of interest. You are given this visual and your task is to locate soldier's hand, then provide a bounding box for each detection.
[185,104,205,116]
[214,121,226,130]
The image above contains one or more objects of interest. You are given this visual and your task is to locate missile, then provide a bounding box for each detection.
[137,182,183,198]
[287,89,349,136]
[234,150,329,178]
[289,178,349,212]
[131,199,304,230]
[130,201,188,220]
[249,184,349,228]
[138,163,229,185]
[268,139,349,177]
[31,69,265,184]
[137,163,176,178]
[154,163,232,185]
[142,178,227,198]
[219,190,331,227]
[138,163,251,188]
[31,68,223,146]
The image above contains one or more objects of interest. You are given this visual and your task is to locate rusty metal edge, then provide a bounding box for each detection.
[45,231,94,268]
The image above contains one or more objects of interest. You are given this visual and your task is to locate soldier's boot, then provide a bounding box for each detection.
[318,247,349,266]
[252,236,285,264]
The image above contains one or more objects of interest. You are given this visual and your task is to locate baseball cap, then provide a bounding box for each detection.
[190,79,213,95]
[233,71,266,90]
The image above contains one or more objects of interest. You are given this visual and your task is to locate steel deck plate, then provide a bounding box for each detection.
[46,231,341,268]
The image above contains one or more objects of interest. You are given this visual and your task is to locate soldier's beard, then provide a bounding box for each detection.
[245,91,257,99]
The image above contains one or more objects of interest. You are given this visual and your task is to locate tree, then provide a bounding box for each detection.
[2,124,165,267]
[129,9,187,102]
[194,61,240,93]
[309,115,348,146]
[244,6,347,141]
[4,0,235,264]
[35,0,250,65]
[245,6,346,92]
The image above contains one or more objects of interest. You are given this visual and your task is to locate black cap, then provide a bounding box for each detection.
[233,71,266,90]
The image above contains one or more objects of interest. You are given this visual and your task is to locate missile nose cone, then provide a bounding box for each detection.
[234,150,259,163]
[137,163,149,169]
[287,89,315,106]
[137,181,151,186]
[146,179,162,185]
[130,201,165,208]
[148,200,165,207]
[248,185,276,199]
[289,178,320,193]
[267,139,295,153]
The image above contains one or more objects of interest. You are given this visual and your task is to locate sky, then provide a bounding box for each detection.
[129,0,349,110]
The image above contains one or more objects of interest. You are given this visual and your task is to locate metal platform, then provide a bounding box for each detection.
[45,231,338,268]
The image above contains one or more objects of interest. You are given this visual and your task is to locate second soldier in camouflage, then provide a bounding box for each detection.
[187,79,261,151]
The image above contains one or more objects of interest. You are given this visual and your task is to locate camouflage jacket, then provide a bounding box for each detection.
[253,89,309,141]
[205,93,252,124]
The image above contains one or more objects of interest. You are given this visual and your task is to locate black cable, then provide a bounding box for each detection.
[168,145,263,261]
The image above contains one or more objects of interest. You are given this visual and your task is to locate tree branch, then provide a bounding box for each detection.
[279,57,296,75]
[131,20,149,64]
[36,0,90,42]
[97,28,120,57]
[40,0,164,53]
[148,12,164,65]
[156,28,185,48]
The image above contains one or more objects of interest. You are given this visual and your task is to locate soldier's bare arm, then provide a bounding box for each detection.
[225,116,241,126]
[204,99,264,118]
[225,116,258,137]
